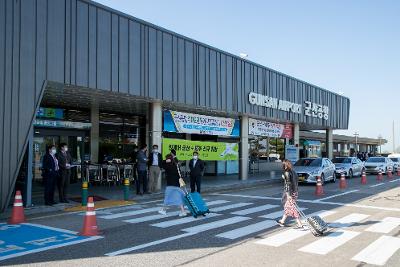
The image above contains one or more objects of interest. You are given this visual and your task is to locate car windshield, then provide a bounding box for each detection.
[332,158,352,163]
[295,158,322,167]
[366,157,385,163]
[390,158,399,162]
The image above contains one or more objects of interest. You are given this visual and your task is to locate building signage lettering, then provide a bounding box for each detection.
[33,119,91,129]
[248,92,329,120]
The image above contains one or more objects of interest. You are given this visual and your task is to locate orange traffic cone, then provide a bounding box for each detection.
[361,171,367,185]
[8,190,26,224]
[339,173,347,189]
[80,197,99,236]
[387,169,393,179]
[397,168,400,176]
[315,176,324,196]
[376,170,383,181]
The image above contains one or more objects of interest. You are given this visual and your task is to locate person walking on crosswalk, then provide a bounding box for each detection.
[158,154,187,217]
[276,159,303,229]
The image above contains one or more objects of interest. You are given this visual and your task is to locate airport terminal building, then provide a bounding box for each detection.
[0,0,353,211]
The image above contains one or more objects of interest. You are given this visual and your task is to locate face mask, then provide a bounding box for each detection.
[193,156,198,160]
[64,147,68,152]
[153,149,158,153]
[51,149,57,155]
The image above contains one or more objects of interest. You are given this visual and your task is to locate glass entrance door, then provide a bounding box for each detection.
[33,136,60,182]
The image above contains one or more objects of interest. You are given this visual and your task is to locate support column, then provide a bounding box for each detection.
[294,123,300,146]
[240,116,249,180]
[26,126,33,207]
[326,128,333,159]
[150,102,162,191]
[90,101,99,163]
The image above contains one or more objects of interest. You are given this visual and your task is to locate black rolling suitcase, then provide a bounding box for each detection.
[295,203,328,236]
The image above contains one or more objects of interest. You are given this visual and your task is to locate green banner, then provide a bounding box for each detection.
[162,138,239,161]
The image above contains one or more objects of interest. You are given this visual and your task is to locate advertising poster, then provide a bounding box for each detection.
[163,110,240,137]
[248,118,293,138]
[162,138,239,161]
[285,145,299,163]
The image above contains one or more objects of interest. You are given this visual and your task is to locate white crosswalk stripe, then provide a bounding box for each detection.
[329,213,369,228]
[99,207,161,219]
[231,204,278,216]
[124,212,180,224]
[352,235,400,266]
[298,230,360,255]
[152,213,222,228]
[255,210,339,247]
[255,228,309,247]
[259,208,307,219]
[216,220,277,240]
[182,216,251,233]
[211,203,253,213]
[365,217,400,233]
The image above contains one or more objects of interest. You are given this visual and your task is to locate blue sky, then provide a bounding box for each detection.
[95,0,400,152]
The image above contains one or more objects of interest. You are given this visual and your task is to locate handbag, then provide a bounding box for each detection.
[175,162,186,187]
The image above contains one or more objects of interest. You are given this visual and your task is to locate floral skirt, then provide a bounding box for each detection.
[283,192,299,218]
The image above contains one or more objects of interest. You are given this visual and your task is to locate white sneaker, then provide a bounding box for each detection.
[178,211,187,217]
[158,209,167,215]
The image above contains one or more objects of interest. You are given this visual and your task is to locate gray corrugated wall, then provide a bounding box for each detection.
[0,0,350,211]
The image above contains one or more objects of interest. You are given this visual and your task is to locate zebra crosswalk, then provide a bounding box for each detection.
[98,198,400,264]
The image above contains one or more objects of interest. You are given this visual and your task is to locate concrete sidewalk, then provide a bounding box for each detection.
[0,171,282,220]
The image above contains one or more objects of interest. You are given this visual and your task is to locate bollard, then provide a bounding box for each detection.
[123,178,130,201]
[82,181,88,206]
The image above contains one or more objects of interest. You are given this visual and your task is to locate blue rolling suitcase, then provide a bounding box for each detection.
[176,164,209,218]
[183,192,209,218]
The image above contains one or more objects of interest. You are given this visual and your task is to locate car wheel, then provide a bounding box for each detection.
[332,172,337,183]
[320,173,325,185]
[348,169,353,179]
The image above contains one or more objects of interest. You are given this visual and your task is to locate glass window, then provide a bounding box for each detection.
[332,157,351,163]
[390,158,399,162]
[295,158,322,167]
[366,157,385,163]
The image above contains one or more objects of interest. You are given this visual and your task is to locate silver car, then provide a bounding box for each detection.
[332,157,365,178]
[388,157,400,171]
[364,157,394,174]
[293,158,336,184]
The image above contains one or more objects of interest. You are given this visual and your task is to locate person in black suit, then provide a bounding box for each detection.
[56,143,72,203]
[189,151,205,193]
[148,144,163,193]
[42,145,59,206]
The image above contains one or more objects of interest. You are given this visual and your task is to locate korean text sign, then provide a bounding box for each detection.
[162,138,239,161]
[248,118,293,138]
[163,110,240,137]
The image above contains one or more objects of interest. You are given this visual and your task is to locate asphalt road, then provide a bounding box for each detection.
[1,175,400,267]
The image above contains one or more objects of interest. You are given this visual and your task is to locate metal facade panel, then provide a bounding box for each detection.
[76,0,89,87]
[0,0,350,211]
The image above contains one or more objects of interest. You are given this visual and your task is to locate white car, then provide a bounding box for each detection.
[364,157,394,174]
[332,157,365,178]
[388,155,400,171]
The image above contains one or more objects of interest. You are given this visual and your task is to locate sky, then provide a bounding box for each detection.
[95,0,400,152]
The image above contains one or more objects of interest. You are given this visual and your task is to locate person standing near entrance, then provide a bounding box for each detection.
[148,144,162,193]
[136,144,149,195]
[189,151,205,193]
[42,145,59,206]
[56,143,72,203]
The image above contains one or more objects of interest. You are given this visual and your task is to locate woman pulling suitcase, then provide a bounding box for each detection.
[158,154,187,217]
[276,159,304,229]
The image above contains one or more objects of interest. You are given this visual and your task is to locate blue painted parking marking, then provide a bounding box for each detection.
[0,223,102,261]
